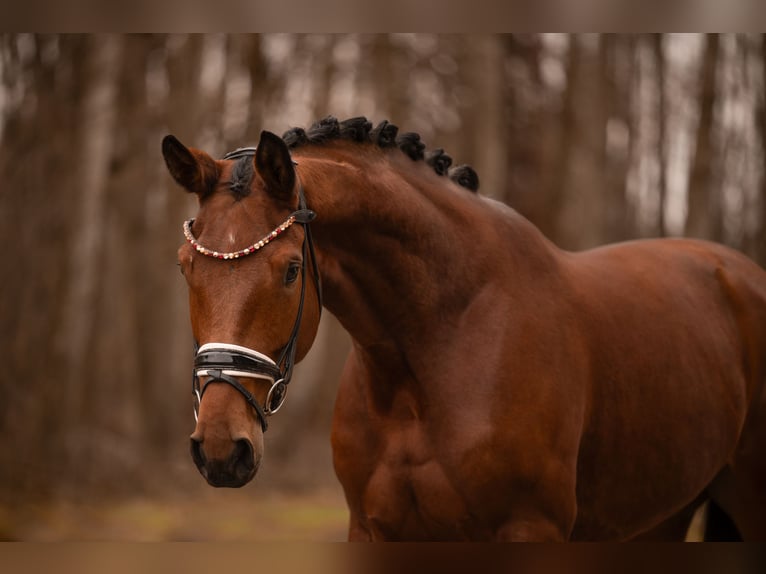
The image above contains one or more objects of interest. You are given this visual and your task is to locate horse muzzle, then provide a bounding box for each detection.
[190,433,260,488]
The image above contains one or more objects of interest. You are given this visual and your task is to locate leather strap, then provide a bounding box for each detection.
[201,369,269,432]
[194,350,282,383]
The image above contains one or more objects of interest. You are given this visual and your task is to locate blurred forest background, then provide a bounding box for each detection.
[1,33,765,540]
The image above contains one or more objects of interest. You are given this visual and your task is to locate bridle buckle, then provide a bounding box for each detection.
[264,379,288,415]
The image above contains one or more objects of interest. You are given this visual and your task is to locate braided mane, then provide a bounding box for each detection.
[282,116,480,193]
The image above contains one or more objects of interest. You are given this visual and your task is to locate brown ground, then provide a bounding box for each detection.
[1,484,706,541]
[1,485,348,541]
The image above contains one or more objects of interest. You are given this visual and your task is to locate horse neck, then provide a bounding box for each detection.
[297,147,559,356]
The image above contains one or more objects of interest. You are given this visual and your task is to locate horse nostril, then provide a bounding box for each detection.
[232,438,255,478]
[233,438,254,465]
[190,436,206,470]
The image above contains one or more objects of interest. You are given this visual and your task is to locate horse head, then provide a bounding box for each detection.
[162,131,321,487]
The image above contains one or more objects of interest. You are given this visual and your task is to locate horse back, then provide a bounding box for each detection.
[570,237,766,402]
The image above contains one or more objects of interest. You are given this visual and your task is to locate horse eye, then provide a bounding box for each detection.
[176,261,184,275]
[285,263,300,285]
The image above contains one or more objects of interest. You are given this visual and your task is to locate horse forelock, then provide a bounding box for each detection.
[281,115,480,193]
[227,156,254,200]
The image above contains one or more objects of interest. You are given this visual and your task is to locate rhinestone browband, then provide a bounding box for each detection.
[183,215,297,259]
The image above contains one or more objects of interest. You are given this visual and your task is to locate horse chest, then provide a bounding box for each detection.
[333,354,507,539]
[355,425,479,540]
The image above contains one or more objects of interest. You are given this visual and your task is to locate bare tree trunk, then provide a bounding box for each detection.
[197,34,228,151]
[548,36,578,247]
[464,34,507,200]
[56,35,122,495]
[310,35,338,121]
[111,34,179,475]
[164,34,206,142]
[757,34,766,267]
[652,34,668,237]
[685,34,721,240]
[360,34,408,123]
[241,35,269,142]
[601,34,635,243]
[0,34,90,501]
[553,34,610,250]
[500,34,545,218]
[162,33,210,467]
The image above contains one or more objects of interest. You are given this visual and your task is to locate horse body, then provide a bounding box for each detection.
[307,148,766,540]
[163,118,766,540]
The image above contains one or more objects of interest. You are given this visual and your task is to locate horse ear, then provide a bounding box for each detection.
[162,135,220,197]
[254,130,296,203]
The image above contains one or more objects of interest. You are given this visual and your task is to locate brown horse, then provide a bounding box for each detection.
[162,116,766,541]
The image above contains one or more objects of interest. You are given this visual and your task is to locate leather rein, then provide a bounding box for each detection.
[186,147,322,432]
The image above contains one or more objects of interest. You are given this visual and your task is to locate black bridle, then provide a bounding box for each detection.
[190,147,322,432]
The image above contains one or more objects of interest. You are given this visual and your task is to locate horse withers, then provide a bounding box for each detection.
[163,116,766,540]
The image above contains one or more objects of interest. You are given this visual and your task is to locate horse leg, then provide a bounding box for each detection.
[706,400,766,541]
[628,498,704,541]
[703,498,743,541]
[706,461,766,540]
[494,493,578,541]
[347,511,373,541]
[495,517,571,541]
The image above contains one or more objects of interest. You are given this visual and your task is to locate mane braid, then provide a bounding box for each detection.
[426,149,452,176]
[370,120,398,147]
[278,115,480,192]
[282,127,308,149]
[396,132,425,161]
[339,117,373,141]
[306,116,340,143]
[449,164,480,192]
